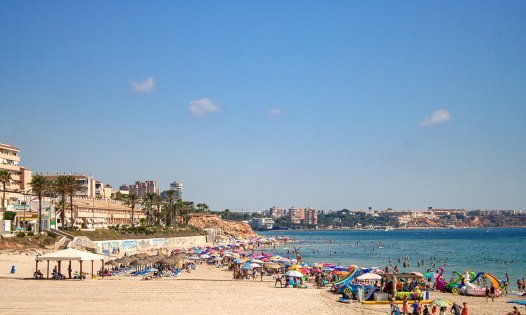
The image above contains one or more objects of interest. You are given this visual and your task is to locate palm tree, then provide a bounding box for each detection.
[66,176,82,228]
[53,175,71,228]
[183,201,194,225]
[196,203,209,213]
[152,194,163,225]
[164,190,176,226]
[0,170,12,211]
[125,193,140,226]
[29,174,48,233]
[142,192,156,226]
[112,191,126,202]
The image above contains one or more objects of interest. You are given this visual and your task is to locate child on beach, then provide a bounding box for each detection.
[402,296,409,314]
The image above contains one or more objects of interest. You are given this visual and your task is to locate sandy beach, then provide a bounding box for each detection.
[0,250,519,315]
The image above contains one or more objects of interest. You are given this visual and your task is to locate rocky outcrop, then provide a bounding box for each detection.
[188,214,256,238]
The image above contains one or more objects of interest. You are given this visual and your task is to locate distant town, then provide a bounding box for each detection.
[1,142,525,235]
[247,206,526,231]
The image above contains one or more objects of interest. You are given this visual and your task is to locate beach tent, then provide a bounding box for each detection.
[35,248,106,280]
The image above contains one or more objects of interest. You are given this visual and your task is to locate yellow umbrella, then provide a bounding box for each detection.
[288,265,302,270]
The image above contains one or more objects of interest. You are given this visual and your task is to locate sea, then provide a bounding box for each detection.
[259,228,526,284]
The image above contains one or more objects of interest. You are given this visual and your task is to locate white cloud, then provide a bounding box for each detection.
[269,108,283,116]
[420,109,451,126]
[130,76,155,93]
[189,98,220,117]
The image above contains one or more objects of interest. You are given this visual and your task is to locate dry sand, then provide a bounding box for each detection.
[0,250,520,315]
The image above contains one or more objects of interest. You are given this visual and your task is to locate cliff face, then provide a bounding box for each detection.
[188,214,256,238]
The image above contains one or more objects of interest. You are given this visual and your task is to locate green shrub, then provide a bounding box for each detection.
[16,232,25,237]
[27,231,34,236]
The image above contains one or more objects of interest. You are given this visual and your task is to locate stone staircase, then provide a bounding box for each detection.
[45,229,75,250]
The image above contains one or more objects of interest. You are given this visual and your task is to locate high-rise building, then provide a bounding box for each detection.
[269,206,286,218]
[127,180,159,198]
[0,143,32,208]
[161,181,183,200]
[169,181,183,200]
[288,206,317,226]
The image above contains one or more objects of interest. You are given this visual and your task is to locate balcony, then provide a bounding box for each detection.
[0,163,20,172]
[0,151,20,162]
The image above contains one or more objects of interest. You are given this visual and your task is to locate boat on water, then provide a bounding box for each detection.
[384,226,394,231]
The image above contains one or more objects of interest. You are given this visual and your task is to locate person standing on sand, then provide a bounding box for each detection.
[461,302,468,315]
[450,302,461,315]
[422,305,429,315]
[485,286,490,302]
[390,298,400,315]
[402,296,409,315]
[411,300,420,315]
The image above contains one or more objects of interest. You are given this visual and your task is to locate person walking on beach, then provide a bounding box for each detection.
[485,286,490,302]
[490,285,496,302]
[274,273,282,287]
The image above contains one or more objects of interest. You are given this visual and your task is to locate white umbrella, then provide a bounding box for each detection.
[357,273,382,280]
[249,263,261,269]
[285,270,304,278]
[200,254,210,259]
[251,259,264,264]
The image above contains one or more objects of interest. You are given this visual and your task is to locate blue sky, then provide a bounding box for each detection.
[1,1,525,211]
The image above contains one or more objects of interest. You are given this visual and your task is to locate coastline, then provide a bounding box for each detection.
[264,226,526,233]
[0,250,517,315]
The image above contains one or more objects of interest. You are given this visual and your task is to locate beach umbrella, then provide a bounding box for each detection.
[105,260,120,266]
[249,263,261,269]
[285,270,304,278]
[334,266,347,271]
[410,271,424,277]
[250,259,264,264]
[264,263,282,269]
[119,256,133,264]
[357,273,382,280]
[322,263,335,267]
[233,258,244,264]
[160,258,173,265]
[129,260,141,266]
[200,254,210,259]
[300,268,311,274]
[430,299,452,307]
[288,265,302,270]
[322,267,333,271]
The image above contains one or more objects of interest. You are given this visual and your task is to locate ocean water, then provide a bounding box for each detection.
[259,228,526,284]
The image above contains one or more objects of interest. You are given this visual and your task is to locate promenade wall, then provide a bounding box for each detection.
[94,235,208,255]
